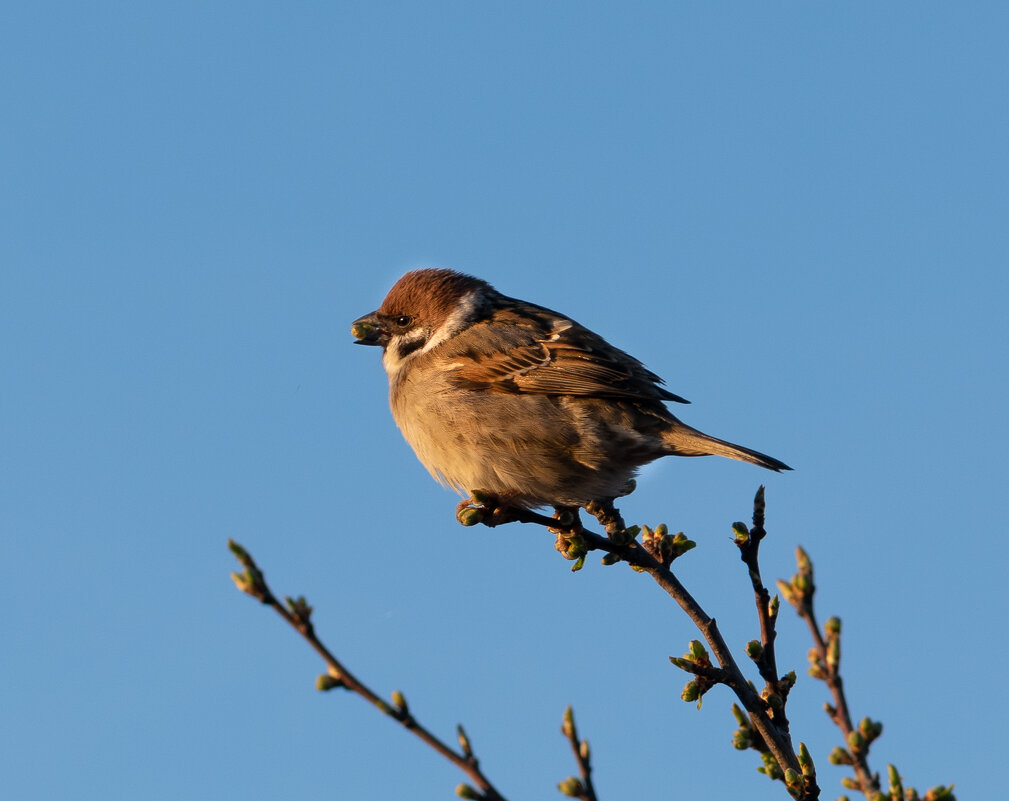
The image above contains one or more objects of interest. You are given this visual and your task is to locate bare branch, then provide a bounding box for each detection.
[228,540,508,801]
[558,706,598,801]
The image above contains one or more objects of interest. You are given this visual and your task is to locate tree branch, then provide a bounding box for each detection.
[228,540,508,801]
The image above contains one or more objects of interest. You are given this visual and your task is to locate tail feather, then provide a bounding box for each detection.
[664,424,792,472]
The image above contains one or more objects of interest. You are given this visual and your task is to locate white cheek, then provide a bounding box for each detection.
[417,290,479,355]
[382,329,428,379]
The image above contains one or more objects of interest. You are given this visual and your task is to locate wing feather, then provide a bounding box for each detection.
[447,301,688,404]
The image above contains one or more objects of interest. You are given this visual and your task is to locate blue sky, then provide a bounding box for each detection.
[2,3,1006,799]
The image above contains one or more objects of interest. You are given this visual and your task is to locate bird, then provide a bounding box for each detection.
[351,268,790,511]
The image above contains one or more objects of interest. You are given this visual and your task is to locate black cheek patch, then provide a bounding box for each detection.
[397,337,427,358]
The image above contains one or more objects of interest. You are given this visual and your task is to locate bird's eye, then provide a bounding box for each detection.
[394,315,413,328]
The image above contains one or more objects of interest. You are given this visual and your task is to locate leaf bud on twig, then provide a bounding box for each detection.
[776,579,798,608]
[795,546,812,573]
[829,746,853,765]
[732,521,750,545]
[457,724,473,758]
[315,673,344,691]
[457,506,485,527]
[558,777,584,797]
[798,742,813,772]
[888,764,904,800]
[561,705,574,738]
[859,716,883,742]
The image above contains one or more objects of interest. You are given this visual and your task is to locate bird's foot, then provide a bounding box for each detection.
[584,498,627,539]
[455,490,522,528]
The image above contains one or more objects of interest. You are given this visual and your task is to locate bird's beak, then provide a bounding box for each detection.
[351,313,389,347]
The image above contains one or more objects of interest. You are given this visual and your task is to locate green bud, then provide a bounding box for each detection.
[600,552,621,565]
[841,777,860,790]
[768,594,780,619]
[658,535,674,562]
[732,521,749,543]
[760,751,784,780]
[784,768,800,787]
[681,680,700,703]
[731,703,747,726]
[570,555,586,572]
[469,489,493,505]
[669,656,691,670]
[860,717,883,740]
[689,640,708,660]
[798,742,812,767]
[745,640,763,660]
[579,739,590,761]
[315,673,344,691]
[794,572,812,592]
[827,636,841,669]
[455,784,481,800]
[795,546,811,572]
[391,690,407,713]
[457,507,485,527]
[847,730,865,751]
[561,706,574,737]
[457,724,472,757]
[888,764,903,798]
[286,595,313,622]
[732,728,751,750]
[764,692,783,710]
[828,746,851,765]
[825,616,841,636]
[230,571,253,595]
[780,670,797,690]
[776,579,797,606]
[557,777,584,797]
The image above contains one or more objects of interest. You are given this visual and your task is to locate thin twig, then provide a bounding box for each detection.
[560,706,598,801]
[782,550,880,797]
[228,540,507,801]
[733,487,792,735]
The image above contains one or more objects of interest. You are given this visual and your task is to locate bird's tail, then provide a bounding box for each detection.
[663,423,792,472]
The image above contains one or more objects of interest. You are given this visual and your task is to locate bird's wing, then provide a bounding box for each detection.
[447,303,688,404]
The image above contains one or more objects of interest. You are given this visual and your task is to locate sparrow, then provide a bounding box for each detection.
[352,268,790,511]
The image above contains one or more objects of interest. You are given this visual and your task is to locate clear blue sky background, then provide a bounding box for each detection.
[2,3,1006,800]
